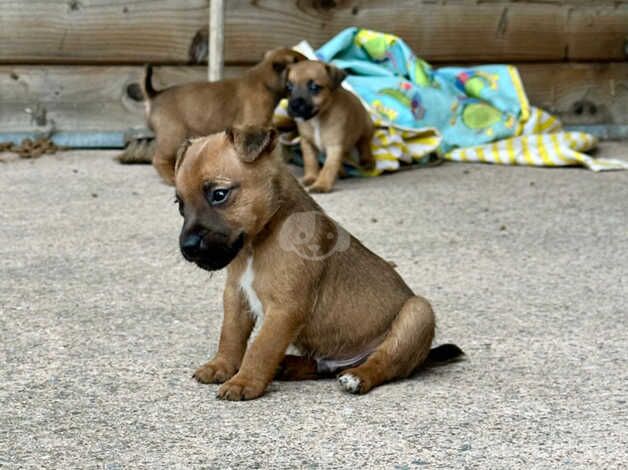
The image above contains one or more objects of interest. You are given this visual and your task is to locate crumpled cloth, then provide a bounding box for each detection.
[274,28,627,174]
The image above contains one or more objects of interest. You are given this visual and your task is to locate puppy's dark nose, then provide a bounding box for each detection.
[180,233,203,259]
[290,97,306,108]
[288,97,309,116]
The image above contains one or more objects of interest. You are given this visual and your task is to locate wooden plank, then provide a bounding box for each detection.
[518,63,628,125]
[0,65,244,133]
[223,0,628,63]
[0,0,208,64]
[564,4,628,60]
[0,1,626,64]
[0,63,626,135]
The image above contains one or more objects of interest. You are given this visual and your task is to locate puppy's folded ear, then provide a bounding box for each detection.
[264,47,280,61]
[174,138,193,175]
[267,49,307,73]
[325,64,348,90]
[226,126,278,163]
[272,61,286,73]
[279,63,295,92]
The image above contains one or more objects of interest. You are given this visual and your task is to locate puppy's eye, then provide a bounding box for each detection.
[308,81,322,94]
[208,188,230,206]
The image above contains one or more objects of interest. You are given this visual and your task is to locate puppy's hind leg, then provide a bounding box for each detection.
[356,130,375,171]
[152,127,186,185]
[337,295,435,394]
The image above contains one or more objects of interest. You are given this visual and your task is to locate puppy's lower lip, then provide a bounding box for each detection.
[194,232,245,271]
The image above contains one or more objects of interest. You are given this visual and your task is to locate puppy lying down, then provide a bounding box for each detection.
[173,126,463,400]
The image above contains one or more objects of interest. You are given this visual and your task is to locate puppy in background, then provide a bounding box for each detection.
[286,60,375,193]
[143,48,306,184]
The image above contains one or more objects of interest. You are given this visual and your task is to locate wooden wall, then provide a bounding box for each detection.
[1,0,626,136]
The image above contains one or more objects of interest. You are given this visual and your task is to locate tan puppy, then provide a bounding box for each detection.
[174,126,462,400]
[144,48,306,184]
[286,60,375,193]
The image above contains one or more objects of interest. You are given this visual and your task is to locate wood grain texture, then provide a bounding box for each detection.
[0,0,208,64]
[0,1,626,64]
[222,0,628,63]
[0,65,243,132]
[518,63,628,125]
[206,0,627,64]
[1,63,626,134]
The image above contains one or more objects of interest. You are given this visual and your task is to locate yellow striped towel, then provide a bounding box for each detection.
[445,107,628,172]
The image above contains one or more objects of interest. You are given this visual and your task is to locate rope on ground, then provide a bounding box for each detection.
[0,137,62,159]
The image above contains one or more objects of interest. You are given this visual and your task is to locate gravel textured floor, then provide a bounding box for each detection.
[1,144,627,468]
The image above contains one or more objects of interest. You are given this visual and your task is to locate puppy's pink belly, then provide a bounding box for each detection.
[296,333,386,374]
[315,348,374,374]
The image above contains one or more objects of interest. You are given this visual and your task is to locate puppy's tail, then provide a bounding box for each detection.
[424,343,465,366]
[143,64,159,99]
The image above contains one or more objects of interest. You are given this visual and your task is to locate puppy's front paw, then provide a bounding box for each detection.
[216,375,267,401]
[300,174,317,186]
[307,181,333,193]
[193,359,236,384]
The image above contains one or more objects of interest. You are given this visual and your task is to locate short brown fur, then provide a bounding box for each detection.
[174,127,460,400]
[286,60,375,192]
[145,48,306,185]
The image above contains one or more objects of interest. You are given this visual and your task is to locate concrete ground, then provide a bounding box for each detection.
[1,143,627,469]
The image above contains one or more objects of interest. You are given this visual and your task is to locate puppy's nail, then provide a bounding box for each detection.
[338,373,362,394]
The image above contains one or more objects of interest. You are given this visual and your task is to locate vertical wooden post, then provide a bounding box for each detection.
[208,0,224,82]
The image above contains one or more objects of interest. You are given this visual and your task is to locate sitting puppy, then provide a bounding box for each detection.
[286,60,375,192]
[144,48,306,184]
[174,126,462,400]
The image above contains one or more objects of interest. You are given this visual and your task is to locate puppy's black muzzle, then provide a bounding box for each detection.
[180,230,244,271]
[288,97,316,120]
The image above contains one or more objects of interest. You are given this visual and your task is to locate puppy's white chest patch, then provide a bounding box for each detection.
[239,256,264,322]
[310,116,322,150]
